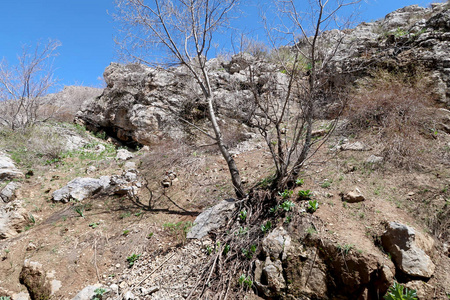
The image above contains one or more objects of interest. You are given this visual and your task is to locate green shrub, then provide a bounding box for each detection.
[298,190,312,200]
[307,200,319,213]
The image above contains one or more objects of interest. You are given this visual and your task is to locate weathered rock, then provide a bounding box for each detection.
[382,222,435,278]
[116,149,133,161]
[0,181,21,202]
[0,200,28,239]
[254,257,286,297]
[339,141,371,151]
[405,280,435,300]
[340,187,365,203]
[19,260,52,300]
[52,176,111,202]
[187,199,235,239]
[0,152,23,181]
[262,227,292,261]
[365,155,384,165]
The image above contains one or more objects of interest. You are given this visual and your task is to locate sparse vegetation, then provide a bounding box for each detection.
[126,253,141,267]
[384,282,417,300]
[307,200,319,213]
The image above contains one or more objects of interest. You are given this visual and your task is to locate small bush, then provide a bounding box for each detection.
[384,281,417,300]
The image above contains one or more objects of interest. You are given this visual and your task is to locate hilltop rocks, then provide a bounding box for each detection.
[381,222,436,278]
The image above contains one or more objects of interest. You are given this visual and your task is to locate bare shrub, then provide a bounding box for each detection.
[0,40,60,130]
[346,69,437,168]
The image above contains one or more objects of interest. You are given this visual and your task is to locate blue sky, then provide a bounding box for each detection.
[0,0,437,92]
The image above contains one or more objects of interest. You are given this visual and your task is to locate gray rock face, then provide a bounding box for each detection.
[382,222,435,278]
[0,200,28,239]
[0,152,23,181]
[0,181,21,203]
[187,199,235,239]
[52,176,111,202]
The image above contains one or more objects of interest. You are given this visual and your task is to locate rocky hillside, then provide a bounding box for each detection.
[1,3,450,300]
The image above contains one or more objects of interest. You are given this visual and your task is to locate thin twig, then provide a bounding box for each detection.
[136,251,176,286]
[94,238,101,283]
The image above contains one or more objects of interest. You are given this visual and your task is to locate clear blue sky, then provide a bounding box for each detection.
[0,0,437,92]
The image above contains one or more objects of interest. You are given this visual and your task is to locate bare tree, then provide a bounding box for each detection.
[248,0,359,190]
[0,40,61,130]
[114,0,245,198]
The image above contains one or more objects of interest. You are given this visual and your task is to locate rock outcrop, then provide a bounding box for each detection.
[0,200,28,239]
[381,222,436,279]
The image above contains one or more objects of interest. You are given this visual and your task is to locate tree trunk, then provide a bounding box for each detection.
[206,94,245,199]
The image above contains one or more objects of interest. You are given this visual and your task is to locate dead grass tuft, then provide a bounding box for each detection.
[346,69,438,169]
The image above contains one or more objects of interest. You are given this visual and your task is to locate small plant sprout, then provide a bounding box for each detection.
[295,178,304,186]
[280,200,295,212]
[261,221,272,234]
[284,215,292,224]
[222,244,231,255]
[28,213,36,224]
[298,189,312,200]
[384,281,418,300]
[89,222,100,229]
[126,253,141,267]
[73,205,85,218]
[307,200,319,213]
[122,229,130,236]
[238,274,253,289]
[320,180,331,188]
[239,210,247,222]
[278,189,293,199]
[242,244,257,259]
[92,287,108,300]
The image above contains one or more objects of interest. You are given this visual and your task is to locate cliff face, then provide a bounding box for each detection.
[326,3,450,105]
[76,3,450,146]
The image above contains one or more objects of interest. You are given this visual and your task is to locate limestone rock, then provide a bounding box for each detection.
[0,152,23,181]
[339,141,371,151]
[52,176,111,202]
[0,200,28,239]
[405,280,434,300]
[187,199,235,239]
[382,222,435,278]
[340,188,365,203]
[19,260,52,300]
[254,258,286,298]
[116,149,133,161]
[0,181,21,203]
[262,227,292,261]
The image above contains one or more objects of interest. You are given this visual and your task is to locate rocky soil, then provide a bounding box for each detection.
[1,3,450,300]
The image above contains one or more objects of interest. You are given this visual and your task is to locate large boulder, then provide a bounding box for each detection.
[381,222,436,278]
[52,176,111,202]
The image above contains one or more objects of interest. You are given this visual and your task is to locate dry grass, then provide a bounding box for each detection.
[345,69,438,169]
